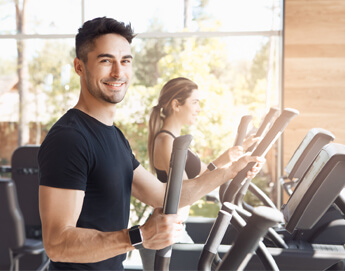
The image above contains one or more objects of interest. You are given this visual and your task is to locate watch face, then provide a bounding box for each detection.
[208,162,216,171]
[129,226,142,246]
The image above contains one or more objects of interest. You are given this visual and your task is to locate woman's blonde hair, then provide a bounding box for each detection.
[147,77,198,172]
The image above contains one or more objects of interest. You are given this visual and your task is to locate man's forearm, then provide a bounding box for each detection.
[44,227,133,263]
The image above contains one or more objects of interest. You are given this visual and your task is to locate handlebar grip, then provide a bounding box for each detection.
[255,107,279,137]
[154,134,193,271]
[223,108,299,204]
[163,134,193,214]
[246,107,279,152]
[220,115,252,203]
[234,115,252,146]
[252,108,299,157]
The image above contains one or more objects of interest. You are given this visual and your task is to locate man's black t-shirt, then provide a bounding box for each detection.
[38,109,140,270]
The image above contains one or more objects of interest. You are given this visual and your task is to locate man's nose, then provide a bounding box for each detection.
[110,62,123,78]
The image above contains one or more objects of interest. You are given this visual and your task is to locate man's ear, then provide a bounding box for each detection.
[74,57,83,75]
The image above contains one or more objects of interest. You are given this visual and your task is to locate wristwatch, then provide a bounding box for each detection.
[207,162,217,171]
[129,225,143,249]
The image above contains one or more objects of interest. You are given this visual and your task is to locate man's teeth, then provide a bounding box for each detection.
[105,82,123,86]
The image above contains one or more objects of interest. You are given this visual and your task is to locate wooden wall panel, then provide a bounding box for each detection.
[285,1,345,44]
[283,0,345,169]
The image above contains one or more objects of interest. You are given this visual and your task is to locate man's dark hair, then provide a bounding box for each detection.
[75,17,136,62]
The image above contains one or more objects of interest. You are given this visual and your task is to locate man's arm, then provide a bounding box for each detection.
[39,186,133,263]
[131,165,167,207]
[39,185,183,263]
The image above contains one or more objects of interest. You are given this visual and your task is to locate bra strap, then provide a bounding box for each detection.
[156,129,176,138]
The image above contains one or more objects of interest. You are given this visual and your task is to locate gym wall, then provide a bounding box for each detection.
[283,0,345,166]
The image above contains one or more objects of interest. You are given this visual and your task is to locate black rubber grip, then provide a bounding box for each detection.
[234,115,252,146]
[223,108,299,204]
[154,134,193,271]
[247,107,279,152]
[219,115,252,203]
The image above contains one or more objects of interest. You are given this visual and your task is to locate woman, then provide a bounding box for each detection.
[140,77,257,270]
[148,77,256,182]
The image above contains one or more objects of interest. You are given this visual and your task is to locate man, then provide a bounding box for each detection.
[38,17,264,270]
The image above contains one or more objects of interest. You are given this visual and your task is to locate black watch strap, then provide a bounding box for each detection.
[129,225,143,249]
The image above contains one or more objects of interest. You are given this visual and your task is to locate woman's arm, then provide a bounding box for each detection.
[179,154,264,206]
[132,155,264,209]
[200,134,261,174]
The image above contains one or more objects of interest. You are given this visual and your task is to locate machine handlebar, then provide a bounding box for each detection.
[223,108,299,204]
[154,135,193,271]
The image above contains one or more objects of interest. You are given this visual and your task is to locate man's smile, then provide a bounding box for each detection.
[103,81,125,87]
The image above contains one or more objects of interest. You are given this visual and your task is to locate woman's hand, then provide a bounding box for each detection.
[228,154,266,180]
[228,145,245,162]
[213,134,262,168]
[242,134,261,152]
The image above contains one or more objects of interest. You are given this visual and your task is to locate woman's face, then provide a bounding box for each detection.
[177,89,201,125]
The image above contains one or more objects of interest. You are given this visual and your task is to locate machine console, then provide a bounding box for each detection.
[282,143,345,233]
[285,128,335,180]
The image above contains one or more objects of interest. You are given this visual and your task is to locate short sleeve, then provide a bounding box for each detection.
[114,126,140,171]
[38,126,90,191]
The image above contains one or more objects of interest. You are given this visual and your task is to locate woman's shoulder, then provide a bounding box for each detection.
[155,132,174,149]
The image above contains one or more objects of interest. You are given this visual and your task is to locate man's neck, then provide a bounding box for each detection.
[74,98,116,126]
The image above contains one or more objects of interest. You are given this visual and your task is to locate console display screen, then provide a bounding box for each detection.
[284,149,329,221]
[285,131,314,174]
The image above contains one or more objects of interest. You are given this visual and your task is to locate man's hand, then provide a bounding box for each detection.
[140,208,183,250]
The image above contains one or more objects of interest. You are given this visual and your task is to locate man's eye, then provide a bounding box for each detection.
[101,59,111,63]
